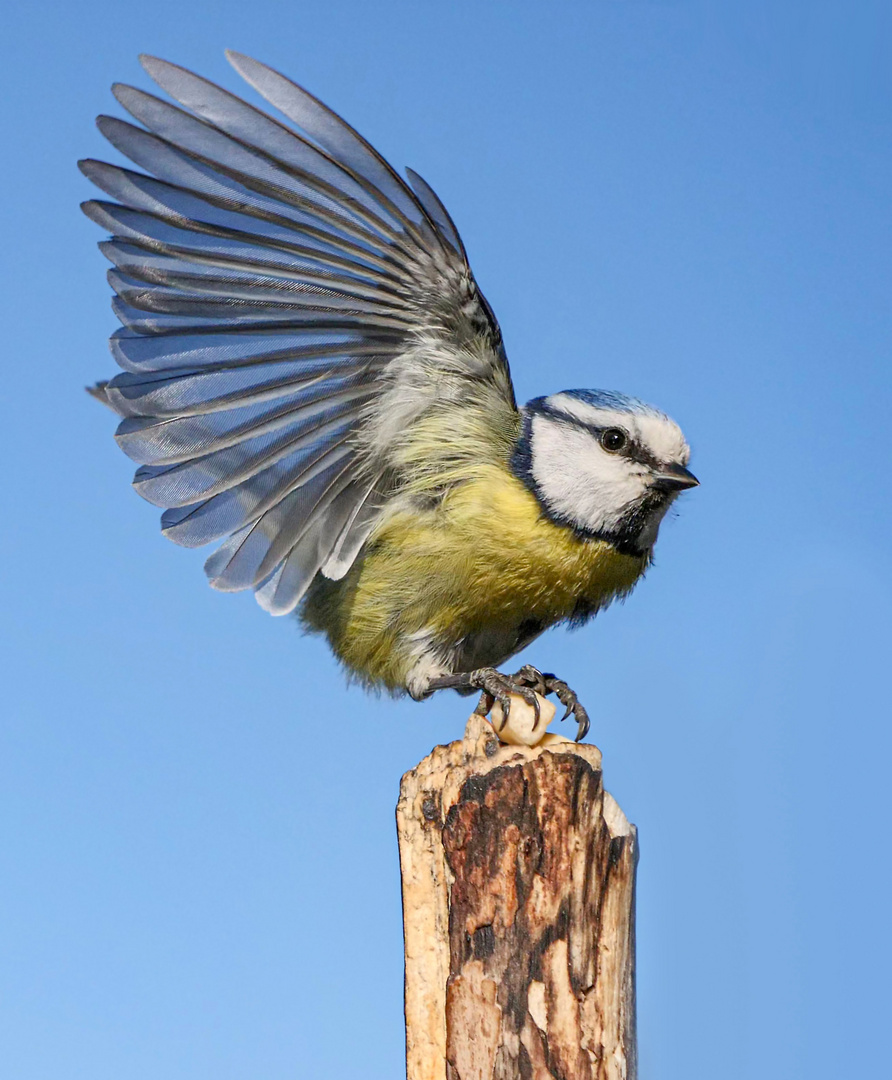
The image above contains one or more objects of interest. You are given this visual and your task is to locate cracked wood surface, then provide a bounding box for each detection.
[397,714,637,1080]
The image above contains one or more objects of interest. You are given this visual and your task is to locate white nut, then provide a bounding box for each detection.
[486,692,558,747]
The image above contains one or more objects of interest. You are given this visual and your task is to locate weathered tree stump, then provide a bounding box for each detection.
[397,713,638,1080]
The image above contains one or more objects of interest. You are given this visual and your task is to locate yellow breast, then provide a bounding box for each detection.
[302,464,648,691]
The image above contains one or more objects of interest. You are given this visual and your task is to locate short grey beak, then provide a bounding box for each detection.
[651,463,700,492]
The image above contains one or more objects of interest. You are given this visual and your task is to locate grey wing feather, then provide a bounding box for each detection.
[86,380,115,409]
[83,53,515,614]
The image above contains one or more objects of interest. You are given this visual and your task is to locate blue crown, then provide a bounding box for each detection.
[559,388,665,417]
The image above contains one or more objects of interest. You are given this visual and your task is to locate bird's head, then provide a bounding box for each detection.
[511,389,698,556]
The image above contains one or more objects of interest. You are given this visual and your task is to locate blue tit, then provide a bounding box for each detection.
[82,54,698,740]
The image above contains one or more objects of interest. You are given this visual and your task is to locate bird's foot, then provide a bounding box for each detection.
[505,665,591,742]
[426,666,590,742]
[466,668,542,731]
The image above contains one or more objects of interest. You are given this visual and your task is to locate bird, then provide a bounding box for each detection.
[81,52,698,741]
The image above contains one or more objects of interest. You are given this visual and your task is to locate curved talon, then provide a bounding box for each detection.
[536,672,590,742]
[474,690,495,718]
[496,691,514,730]
[519,686,541,728]
[573,706,591,742]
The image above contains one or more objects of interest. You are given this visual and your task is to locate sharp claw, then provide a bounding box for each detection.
[529,691,542,730]
[497,693,512,730]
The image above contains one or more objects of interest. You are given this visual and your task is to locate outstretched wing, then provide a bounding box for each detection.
[82,52,517,615]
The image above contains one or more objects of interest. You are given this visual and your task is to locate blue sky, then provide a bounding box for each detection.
[2,2,890,1077]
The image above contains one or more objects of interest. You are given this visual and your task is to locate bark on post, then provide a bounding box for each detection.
[397,713,638,1080]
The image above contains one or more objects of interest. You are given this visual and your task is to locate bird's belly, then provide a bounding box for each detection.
[301,467,646,692]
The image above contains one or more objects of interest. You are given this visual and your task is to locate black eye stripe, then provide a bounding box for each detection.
[582,421,660,470]
[527,402,665,470]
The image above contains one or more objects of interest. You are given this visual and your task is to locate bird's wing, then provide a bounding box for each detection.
[82,53,517,615]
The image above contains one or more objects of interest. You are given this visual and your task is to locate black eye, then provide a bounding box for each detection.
[600,428,628,453]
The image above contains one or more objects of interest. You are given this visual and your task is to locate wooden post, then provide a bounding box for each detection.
[397,712,638,1080]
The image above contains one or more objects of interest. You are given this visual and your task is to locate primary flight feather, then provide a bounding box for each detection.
[83,52,698,739]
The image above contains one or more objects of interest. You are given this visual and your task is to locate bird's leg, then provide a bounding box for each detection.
[426,668,541,731]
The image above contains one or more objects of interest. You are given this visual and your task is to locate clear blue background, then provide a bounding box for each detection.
[2,2,889,1077]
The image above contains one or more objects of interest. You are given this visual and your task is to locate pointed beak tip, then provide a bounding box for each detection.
[652,464,700,492]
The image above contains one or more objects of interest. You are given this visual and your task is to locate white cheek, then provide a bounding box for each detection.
[530,418,648,533]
